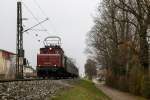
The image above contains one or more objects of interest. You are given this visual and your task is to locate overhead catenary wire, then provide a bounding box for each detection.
[22,2,49,35]
[33,0,47,17]
[21,0,59,43]
[23,18,49,33]
[22,2,51,43]
[32,0,57,33]
[31,0,51,33]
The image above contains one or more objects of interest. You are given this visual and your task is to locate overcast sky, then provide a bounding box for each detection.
[0,0,99,76]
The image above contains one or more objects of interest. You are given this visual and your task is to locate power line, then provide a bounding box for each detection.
[23,18,48,33]
[33,0,47,17]
[22,3,46,43]
[22,1,59,43]
[32,0,57,33]
[22,2,49,35]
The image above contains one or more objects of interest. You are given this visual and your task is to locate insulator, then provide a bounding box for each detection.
[35,34,38,36]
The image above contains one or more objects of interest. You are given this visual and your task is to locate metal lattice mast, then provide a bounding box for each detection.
[16,1,24,79]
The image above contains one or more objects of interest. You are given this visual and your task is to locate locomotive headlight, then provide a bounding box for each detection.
[54,65,56,66]
[49,48,52,50]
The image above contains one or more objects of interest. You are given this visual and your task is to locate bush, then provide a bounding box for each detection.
[141,75,150,98]
[128,65,143,95]
[117,76,129,92]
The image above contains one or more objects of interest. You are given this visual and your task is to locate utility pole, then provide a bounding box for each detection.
[16,1,24,79]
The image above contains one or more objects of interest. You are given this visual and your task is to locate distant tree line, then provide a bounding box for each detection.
[86,0,150,98]
[84,59,97,80]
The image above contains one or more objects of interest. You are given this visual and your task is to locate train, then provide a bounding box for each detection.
[36,36,79,78]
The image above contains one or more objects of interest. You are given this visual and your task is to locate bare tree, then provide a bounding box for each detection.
[113,0,150,69]
[86,0,150,96]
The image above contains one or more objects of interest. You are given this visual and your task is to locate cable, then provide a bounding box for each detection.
[23,18,48,32]
[33,0,47,17]
[22,1,59,43]
[22,2,49,35]
[32,0,57,33]
[22,3,45,42]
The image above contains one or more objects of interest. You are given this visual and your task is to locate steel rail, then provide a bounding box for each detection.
[0,78,76,83]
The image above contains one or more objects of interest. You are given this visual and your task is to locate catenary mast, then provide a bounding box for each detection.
[16,1,24,79]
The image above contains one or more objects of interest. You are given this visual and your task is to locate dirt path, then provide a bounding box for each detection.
[95,81,147,100]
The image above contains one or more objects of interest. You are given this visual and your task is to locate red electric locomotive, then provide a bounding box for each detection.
[36,36,78,78]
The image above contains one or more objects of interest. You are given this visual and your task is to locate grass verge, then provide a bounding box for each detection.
[51,79,110,100]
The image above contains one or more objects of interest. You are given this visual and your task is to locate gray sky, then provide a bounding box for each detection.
[0,0,99,76]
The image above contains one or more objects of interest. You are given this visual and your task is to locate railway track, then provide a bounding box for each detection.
[0,78,75,83]
[0,78,44,83]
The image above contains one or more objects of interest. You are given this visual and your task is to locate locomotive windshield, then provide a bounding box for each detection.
[43,36,61,47]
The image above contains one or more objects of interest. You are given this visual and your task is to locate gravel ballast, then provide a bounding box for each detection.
[0,79,74,100]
